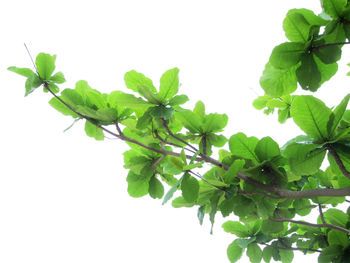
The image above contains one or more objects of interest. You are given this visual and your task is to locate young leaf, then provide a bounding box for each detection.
[158,68,179,101]
[328,94,350,137]
[227,240,244,263]
[35,53,56,80]
[269,42,305,69]
[109,91,152,109]
[137,85,162,104]
[290,95,332,140]
[168,94,189,106]
[124,70,156,93]
[283,12,312,42]
[181,173,199,203]
[7,66,35,78]
[50,72,66,84]
[25,73,42,96]
[84,121,104,140]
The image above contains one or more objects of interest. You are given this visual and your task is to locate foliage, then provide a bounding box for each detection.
[9,1,350,262]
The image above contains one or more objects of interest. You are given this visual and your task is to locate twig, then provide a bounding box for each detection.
[318,204,326,225]
[259,242,322,253]
[154,130,197,154]
[312,41,350,51]
[325,145,350,180]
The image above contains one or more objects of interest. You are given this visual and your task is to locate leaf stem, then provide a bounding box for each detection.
[325,144,350,180]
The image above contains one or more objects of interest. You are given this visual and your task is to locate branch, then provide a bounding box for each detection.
[153,130,197,154]
[325,145,350,180]
[259,242,322,253]
[312,41,350,51]
[318,204,327,225]
[269,216,350,234]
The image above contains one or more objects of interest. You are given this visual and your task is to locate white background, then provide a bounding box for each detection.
[1,0,350,262]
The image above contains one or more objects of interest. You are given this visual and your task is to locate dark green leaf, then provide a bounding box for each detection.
[247,243,263,263]
[256,198,276,219]
[137,85,162,104]
[328,94,350,137]
[296,53,321,91]
[269,42,305,69]
[49,97,79,118]
[126,169,152,198]
[323,208,348,227]
[260,62,298,98]
[321,0,347,19]
[314,45,341,64]
[328,229,349,248]
[290,95,332,140]
[197,205,206,225]
[148,176,164,199]
[279,250,294,263]
[262,246,274,263]
[208,134,227,147]
[318,245,344,263]
[149,105,175,119]
[261,220,284,234]
[181,173,199,202]
[227,240,244,263]
[35,53,56,80]
[237,237,257,249]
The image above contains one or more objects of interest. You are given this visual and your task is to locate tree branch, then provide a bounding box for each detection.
[269,216,350,234]
[312,41,350,51]
[259,242,322,253]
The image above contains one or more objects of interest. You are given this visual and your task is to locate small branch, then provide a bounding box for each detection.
[237,190,281,199]
[312,41,350,51]
[269,216,350,234]
[160,118,198,152]
[259,242,322,253]
[318,204,327,225]
[115,122,123,136]
[325,145,350,180]
[188,170,224,191]
[154,130,197,154]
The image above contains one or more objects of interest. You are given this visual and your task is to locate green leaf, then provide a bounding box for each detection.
[149,105,175,119]
[328,94,350,137]
[260,62,298,98]
[148,176,164,199]
[25,73,42,96]
[197,205,205,225]
[126,169,152,198]
[314,55,338,86]
[278,108,290,123]
[255,136,280,162]
[314,45,342,64]
[269,42,305,69]
[323,208,348,227]
[208,134,227,147]
[256,198,275,219]
[293,198,312,216]
[124,70,156,93]
[158,68,179,101]
[318,245,344,263]
[283,12,312,42]
[7,66,35,77]
[172,196,195,208]
[283,142,326,176]
[328,229,349,248]
[137,85,162,104]
[237,237,257,249]
[321,0,347,19]
[290,95,332,140]
[61,89,84,107]
[35,53,56,80]
[109,91,152,109]
[279,250,294,263]
[296,53,322,91]
[96,108,118,122]
[49,97,79,118]
[86,90,106,109]
[84,121,104,140]
[229,132,259,164]
[253,95,271,110]
[162,182,180,205]
[227,240,244,263]
[175,110,201,133]
[50,72,66,84]
[181,173,199,202]
[262,246,273,263]
[202,113,228,133]
[247,243,263,263]
[168,94,189,106]
[194,101,205,120]
[222,221,250,237]
[261,220,284,234]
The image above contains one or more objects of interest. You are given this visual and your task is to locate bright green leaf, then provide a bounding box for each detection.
[328,94,350,137]
[290,95,332,140]
[279,250,294,263]
[50,72,66,84]
[229,132,259,164]
[261,220,284,234]
[25,73,42,96]
[260,62,298,98]
[49,97,79,118]
[262,246,274,263]
[159,68,179,101]
[321,0,347,19]
[323,208,349,227]
[8,66,35,78]
[169,94,189,106]
[256,198,276,219]
[137,85,162,104]
[328,229,349,248]
[126,169,152,198]
[202,113,228,133]
[84,121,104,140]
[318,245,344,263]
[255,136,280,162]
[109,91,152,109]
[35,53,56,80]
[148,176,164,199]
[124,70,156,93]
[222,221,250,238]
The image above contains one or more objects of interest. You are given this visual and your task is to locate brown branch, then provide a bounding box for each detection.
[312,41,350,51]
[269,216,350,234]
[326,145,350,180]
[154,130,197,154]
[318,204,327,225]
